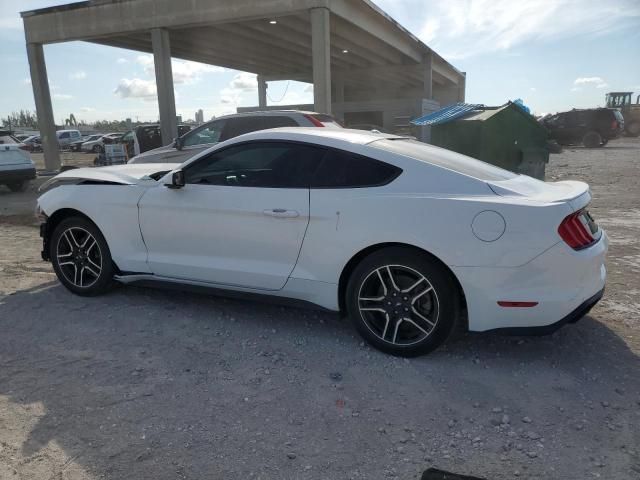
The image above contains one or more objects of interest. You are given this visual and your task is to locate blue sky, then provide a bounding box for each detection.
[0,0,638,124]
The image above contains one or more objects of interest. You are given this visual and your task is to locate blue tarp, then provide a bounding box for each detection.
[411,103,485,126]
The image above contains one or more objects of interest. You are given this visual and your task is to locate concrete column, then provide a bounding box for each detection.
[423,50,433,100]
[257,75,267,109]
[458,72,466,102]
[333,76,344,122]
[26,43,59,172]
[311,7,331,114]
[151,28,178,145]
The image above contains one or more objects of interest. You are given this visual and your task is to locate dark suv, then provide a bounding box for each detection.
[541,108,624,148]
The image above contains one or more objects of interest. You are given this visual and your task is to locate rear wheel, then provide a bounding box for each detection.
[50,217,115,296]
[600,139,609,147]
[583,131,602,148]
[7,181,27,192]
[346,247,461,357]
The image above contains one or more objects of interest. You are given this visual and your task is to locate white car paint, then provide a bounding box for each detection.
[37,128,607,332]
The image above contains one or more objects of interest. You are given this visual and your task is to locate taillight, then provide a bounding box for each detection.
[611,120,618,130]
[558,210,597,250]
[304,114,325,127]
[18,144,30,151]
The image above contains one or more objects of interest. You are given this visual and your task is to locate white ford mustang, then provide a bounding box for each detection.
[36,128,607,356]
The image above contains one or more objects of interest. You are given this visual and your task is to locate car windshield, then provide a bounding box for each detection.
[182,122,223,147]
[371,138,518,181]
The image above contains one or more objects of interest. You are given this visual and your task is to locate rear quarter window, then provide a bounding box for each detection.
[372,138,517,181]
[312,149,401,188]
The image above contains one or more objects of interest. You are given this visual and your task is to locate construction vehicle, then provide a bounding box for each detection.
[605,92,640,137]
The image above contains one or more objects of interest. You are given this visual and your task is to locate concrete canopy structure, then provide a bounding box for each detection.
[22,0,466,171]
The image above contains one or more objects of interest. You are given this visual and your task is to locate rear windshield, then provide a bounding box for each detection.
[0,134,20,144]
[371,138,518,181]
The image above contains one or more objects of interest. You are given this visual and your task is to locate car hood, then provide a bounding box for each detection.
[48,163,180,185]
[130,143,176,161]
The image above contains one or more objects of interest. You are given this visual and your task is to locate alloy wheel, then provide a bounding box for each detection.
[358,265,440,346]
[56,227,103,288]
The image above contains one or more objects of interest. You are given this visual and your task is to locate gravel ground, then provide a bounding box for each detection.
[0,140,639,480]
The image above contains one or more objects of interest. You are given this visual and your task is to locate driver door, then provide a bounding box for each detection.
[138,141,326,290]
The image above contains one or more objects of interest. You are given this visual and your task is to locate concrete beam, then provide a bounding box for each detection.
[151,28,178,145]
[423,50,433,99]
[22,0,326,44]
[330,0,422,63]
[26,43,59,172]
[311,7,331,114]
[257,75,267,108]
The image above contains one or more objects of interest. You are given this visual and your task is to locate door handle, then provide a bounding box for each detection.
[263,208,299,218]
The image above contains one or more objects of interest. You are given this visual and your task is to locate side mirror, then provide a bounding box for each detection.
[174,137,183,150]
[167,169,185,189]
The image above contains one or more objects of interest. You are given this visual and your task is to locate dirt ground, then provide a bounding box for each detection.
[0,140,639,480]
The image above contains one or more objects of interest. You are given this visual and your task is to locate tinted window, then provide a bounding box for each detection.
[183,120,224,147]
[312,150,401,188]
[220,116,298,141]
[185,142,325,188]
[372,138,517,181]
[59,132,70,139]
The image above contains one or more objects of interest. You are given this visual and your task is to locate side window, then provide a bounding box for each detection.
[184,142,325,188]
[59,132,70,139]
[121,131,134,142]
[183,121,224,147]
[71,131,81,138]
[312,150,401,188]
[219,116,297,141]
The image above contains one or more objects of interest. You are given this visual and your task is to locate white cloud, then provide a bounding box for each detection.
[116,58,128,64]
[114,78,157,99]
[304,84,314,93]
[529,87,537,92]
[419,18,440,43]
[570,87,582,92]
[53,94,73,100]
[23,78,31,85]
[374,0,640,59]
[135,54,225,84]
[80,107,96,112]
[574,77,609,89]
[69,70,87,80]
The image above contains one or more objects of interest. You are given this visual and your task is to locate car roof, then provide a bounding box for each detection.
[213,110,328,121]
[230,127,405,145]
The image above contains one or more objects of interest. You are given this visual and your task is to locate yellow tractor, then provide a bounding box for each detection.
[606,92,640,137]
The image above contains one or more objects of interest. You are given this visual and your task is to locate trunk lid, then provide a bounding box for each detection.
[488,176,591,212]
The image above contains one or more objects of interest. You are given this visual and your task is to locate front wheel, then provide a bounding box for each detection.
[583,131,602,148]
[50,217,115,296]
[626,122,640,137]
[345,247,461,357]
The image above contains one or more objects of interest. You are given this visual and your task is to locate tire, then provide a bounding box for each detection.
[600,139,609,147]
[49,216,115,296]
[582,131,602,148]
[7,181,27,192]
[626,122,640,137]
[345,247,461,357]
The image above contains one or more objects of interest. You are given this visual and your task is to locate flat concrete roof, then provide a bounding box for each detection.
[21,0,463,91]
